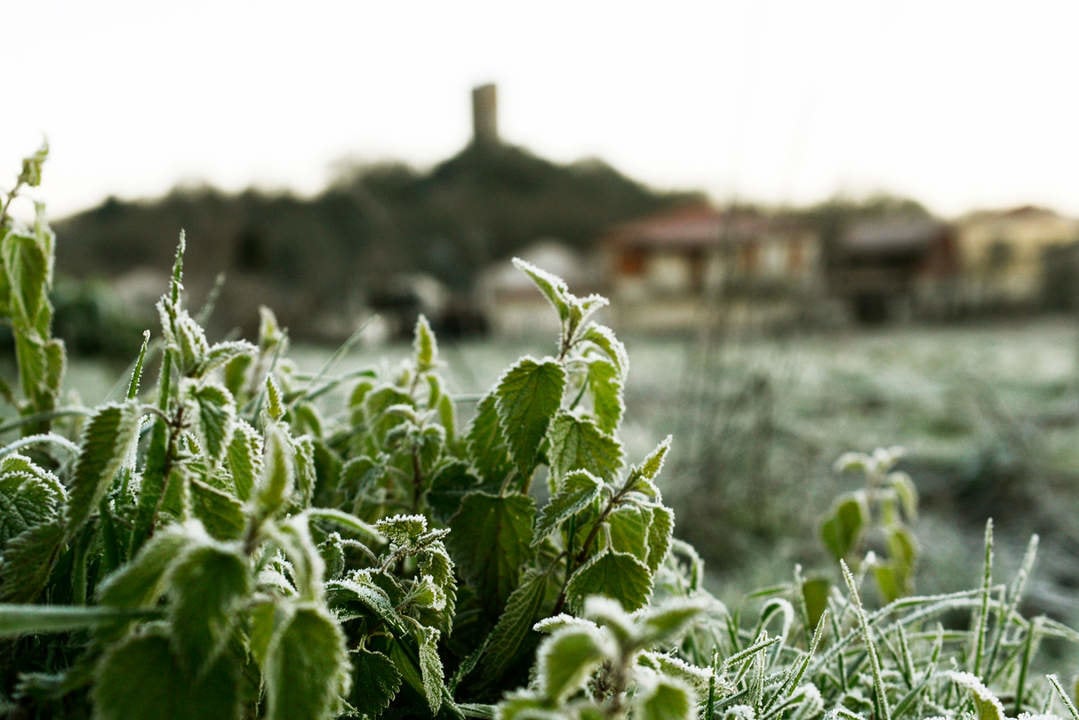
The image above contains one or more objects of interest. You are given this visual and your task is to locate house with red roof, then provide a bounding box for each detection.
[599,203,822,332]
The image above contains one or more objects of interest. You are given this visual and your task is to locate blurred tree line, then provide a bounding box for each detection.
[54,144,699,343]
[51,139,931,351]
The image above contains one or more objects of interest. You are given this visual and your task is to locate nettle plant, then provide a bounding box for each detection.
[0,146,1077,720]
[819,448,920,606]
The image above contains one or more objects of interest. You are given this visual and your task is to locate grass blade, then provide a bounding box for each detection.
[971,519,993,679]
[1048,674,1079,720]
[840,560,891,720]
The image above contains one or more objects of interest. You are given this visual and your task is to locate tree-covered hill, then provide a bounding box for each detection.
[54,143,699,339]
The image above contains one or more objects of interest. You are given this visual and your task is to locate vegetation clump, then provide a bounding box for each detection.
[0,146,1076,719]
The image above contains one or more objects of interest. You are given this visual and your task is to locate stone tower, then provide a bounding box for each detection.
[471,83,499,147]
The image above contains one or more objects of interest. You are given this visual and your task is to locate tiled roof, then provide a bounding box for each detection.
[603,203,772,249]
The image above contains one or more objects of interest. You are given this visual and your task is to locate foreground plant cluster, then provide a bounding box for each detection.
[0,147,1077,719]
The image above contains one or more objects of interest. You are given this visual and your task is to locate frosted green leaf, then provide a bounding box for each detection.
[174,311,210,376]
[375,514,429,547]
[587,358,623,434]
[801,577,830,630]
[425,373,443,408]
[567,293,609,336]
[193,382,235,466]
[533,469,602,546]
[629,437,672,496]
[582,324,629,376]
[512,257,572,322]
[645,504,674,574]
[12,328,46,409]
[227,419,262,501]
[349,648,402,716]
[477,567,552,682]
[190,478,246,541]
[2,230,47,325]
[340,455,387,511]
[0,243,10,318]
[639,599,708,646]
[293,435,317,507]
[168,543,251,675]
[256,423,294,519]
[66,401,141,534]
[0,519,65,602]
[887,525,917,570]
[273,517,325,601]
[265,375,285,421]
[305,508,384,545]
[223,353,252,398]
[607,504,651,558]
[413,314,438,372]
[248,599,278,667]
[495,358,566,475]
[426,461,481,524]
[581,596,635,649]
[947,671,1006,720]
[890,472,918,521]
[363,384,414,443]
[125,330,151,399]
[636,678,695,720]
[93,630,241,720]
[833,451,869,474]
[368,390,415,422]
[42,337,64,395]
[538,627,610,704]
[292,400,323,437]
[437,391,456,440]
[18,141,48,188]
[465,393,513,483]
[448,492,535,613]
[258,305,285,353]
[97,523,193,609]
[546,412,623,485]
[416,624,444,714]
[349,378,375,410]
[0,459,66,545]
[819,493,867,562]
[265,605,351,720]
[417,545,457,632]
[566,551,652,612]
[872,563,903,605]
[197,340,256,377]
[325,576,404,632]
[417,423,446,476]
[498,694,564,720]
[638,653,715,694]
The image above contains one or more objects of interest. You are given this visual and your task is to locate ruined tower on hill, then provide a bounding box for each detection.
[471,83,499,147]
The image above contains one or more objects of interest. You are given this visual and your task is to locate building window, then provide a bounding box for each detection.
[738,242,759,274]
[788,238,804,273]
[619,247,646,276]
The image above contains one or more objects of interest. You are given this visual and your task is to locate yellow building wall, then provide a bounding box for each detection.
[957,213,1078,302]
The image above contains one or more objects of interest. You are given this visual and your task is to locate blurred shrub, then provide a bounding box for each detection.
[50,276,145,358]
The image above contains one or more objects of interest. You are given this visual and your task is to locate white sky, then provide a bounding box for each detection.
[4,0,1079,219]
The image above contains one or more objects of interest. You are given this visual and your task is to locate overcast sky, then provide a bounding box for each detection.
[4,0,1079,219]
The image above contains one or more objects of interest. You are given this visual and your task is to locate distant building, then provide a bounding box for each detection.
[830,218,959,323]
[599,203,821,332]
[477,240,601,337]
[956,205,1079,308]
